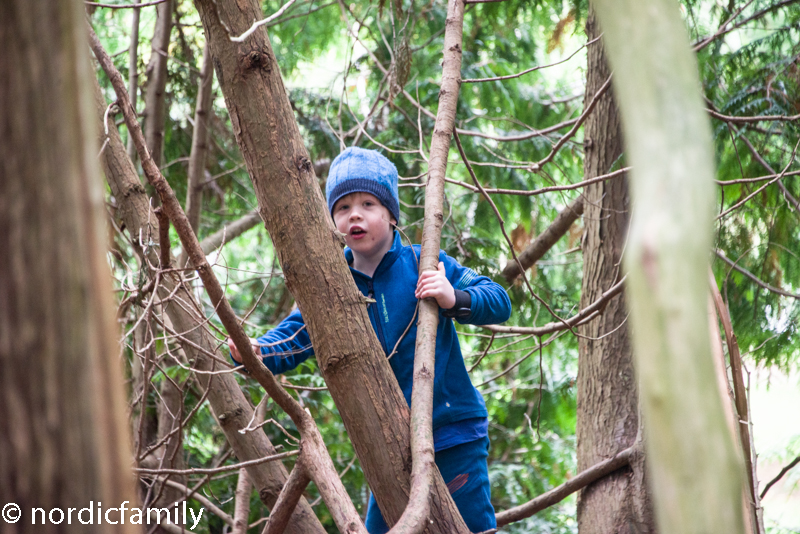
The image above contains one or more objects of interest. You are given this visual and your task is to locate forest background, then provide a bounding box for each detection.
[70,0,800,531]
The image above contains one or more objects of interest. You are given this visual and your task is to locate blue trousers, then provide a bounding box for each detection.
[365,437,495,534]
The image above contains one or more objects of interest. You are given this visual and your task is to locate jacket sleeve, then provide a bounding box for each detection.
[252,308,315,375]
[440,251,512,325]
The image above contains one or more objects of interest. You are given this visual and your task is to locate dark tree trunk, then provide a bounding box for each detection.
[0,1,138,532]
[143,0,174,167]
[575,7,655,534]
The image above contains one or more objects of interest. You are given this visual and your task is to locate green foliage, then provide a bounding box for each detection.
[94,0,799,531]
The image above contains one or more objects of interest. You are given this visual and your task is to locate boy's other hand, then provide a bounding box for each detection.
[415,262,456,309]
[228,337,259,364]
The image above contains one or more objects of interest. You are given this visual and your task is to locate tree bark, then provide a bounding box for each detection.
[576,7,655,534]
[94,76,326,534]
[143,0,174,167]
[185,43,214,235]
[127,0,142,160]
[0,1,138,531]
[592,0,747,532]
[191,0,469,531]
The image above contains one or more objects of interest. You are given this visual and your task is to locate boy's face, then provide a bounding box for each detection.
[332,192,396,260]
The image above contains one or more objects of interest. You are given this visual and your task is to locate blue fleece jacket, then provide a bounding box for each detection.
[251,231,511,432]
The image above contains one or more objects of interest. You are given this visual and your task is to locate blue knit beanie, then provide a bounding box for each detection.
[326,147,400,224]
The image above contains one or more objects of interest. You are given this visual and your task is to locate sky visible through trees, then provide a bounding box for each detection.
[81,0,800,532]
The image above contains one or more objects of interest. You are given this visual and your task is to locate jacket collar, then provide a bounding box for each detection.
[344,230,402,279]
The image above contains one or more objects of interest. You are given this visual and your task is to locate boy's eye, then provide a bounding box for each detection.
[337,204,348,211]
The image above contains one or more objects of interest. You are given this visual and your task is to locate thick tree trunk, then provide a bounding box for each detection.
[592,0,747,532]
[191,1,469,531]
[576,8,656,534]
[0,1,138,532]
[143,0,174,167]
[94,78,326,534]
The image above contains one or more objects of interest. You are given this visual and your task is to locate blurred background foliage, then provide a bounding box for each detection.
[91,0,799,531]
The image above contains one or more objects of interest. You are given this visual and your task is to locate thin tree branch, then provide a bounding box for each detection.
[229,0,298,42]
[709,271,758,515]
[392,0,469,531]
[483,278,624,335]
[495,446,635,527]
[501,196,585,282]
[263,462,312,534]
[135,450,300,475]
[88,0,168,8]
[707,109,800,124]
[715,250,800,300]
[462,36,601,84]
[760,455,800,499]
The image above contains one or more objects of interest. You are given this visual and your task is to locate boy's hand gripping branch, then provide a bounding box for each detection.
[415,262,456,309]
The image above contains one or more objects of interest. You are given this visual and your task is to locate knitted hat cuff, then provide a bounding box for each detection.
[328,179,400,224]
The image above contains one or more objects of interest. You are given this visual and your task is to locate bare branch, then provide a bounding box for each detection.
[263,463,312,534]
[134,450,300,475]
[760,455,800,499]
[483,278,626,336]
[502,196,585,283]
[463,36,601,84]
[229,0,298,42]
[714,250,800,300]
[495,446,635,527]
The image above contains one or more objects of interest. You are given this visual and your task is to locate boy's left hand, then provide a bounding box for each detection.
[415,262,456,309]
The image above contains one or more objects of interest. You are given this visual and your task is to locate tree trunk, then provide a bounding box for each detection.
[191,1,469,531]
[144,0,174,167]
[127,0,142,160]
[95,77,326,534]
[576,7,655,534]
[592,0,747,532]
[0,1,138,531]
[185,43,214,235]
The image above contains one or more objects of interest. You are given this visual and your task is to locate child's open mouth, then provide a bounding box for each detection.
[350,227,366,240]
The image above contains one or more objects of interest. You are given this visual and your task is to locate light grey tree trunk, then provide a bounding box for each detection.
[576,7,655,534]
[592,1,747,533]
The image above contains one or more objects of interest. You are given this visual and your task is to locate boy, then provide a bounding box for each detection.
[230,147,511,533]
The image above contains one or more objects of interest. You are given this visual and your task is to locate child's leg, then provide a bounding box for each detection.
[364,436,495,534]
[435,436,496,533]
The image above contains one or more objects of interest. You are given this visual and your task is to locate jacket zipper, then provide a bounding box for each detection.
[366,279,388,355]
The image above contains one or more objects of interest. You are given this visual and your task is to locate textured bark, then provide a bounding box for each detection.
[94,77,326,534]
[186,43,214,234]
[593,0,747,532]
[143,0,174,167]
[0,1,138,531]
[191,1,469,531]
[232,468,254,534]
[575,8,655,534]
[502,197,584,283]
[399,0,468,531]
[92,25,369,533]
[151,376,187,533]
[127,0,142,160]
